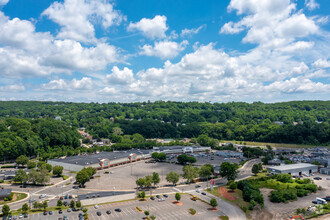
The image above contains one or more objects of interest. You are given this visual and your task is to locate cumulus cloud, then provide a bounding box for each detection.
[0,84,25,92]
[0,0,9,6]
[139,40,188,59]
[41,77,93,90]
[42,0,124,43]
[313,59,330,68]
[127,15,168,39]
[305,0,319,10]
[106,66,134,84]
[180,25,206,37]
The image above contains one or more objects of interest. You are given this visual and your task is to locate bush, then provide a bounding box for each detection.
[296,189,308,197]
[274,174,292,183]
[269,189,297,203]
[249,200,256,210]
[189,208,196,215]
[303,184,317,193]
[136,207,142,212]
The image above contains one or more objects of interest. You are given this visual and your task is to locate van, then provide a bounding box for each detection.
[316,197,327,204]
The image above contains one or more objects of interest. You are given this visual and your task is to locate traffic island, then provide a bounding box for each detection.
[172,201,183,206]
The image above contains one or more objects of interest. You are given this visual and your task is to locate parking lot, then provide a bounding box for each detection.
[26,194,222,219]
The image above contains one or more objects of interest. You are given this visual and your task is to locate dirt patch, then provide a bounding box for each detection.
[310,214,330,220]
[249,204,273,220]
[218,186,235,200]
[172,201,183,206]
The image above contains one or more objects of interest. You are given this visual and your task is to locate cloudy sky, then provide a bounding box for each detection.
[0,0,329,103]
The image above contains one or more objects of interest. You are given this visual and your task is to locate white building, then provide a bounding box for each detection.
[267,163,318,176]
[216,150,243,158]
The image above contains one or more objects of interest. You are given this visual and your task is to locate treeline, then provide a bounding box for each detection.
[0,118,80,161]
[0,101,329,145]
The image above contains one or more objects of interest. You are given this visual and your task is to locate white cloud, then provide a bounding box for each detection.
[0,0,9,6]
[220,21,244,34]
[98,87,116,94]
[106,66,134,84]
[127,15,168,39]
[140,40,188,59]
[313,59,330,68]
[42,0,124,43]
[279,41,314,52]
[180,25,206,37]
[41,77,93,90]
[305,0,319,10]
[0,84,25,92]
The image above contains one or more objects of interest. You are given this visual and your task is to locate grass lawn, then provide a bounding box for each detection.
[62,175,69,180]
[220,140,328,148]
[206,187,250,216]
[0,192,28,205]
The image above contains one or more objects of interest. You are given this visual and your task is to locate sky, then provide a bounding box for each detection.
[0,0,329,103]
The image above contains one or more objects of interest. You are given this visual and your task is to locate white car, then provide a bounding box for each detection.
[326,177,330,180]
[196,189,200,193]
[94,205,99,209]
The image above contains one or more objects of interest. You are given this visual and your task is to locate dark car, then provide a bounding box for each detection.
[106,210,111,214]
[69,195,73,199]
[59,210,63,214]
[78,213,83,218]
[97,211,102,216]
[72,207,77,212]
[115,208,122,212]
[163,194,168,198]
[150,196,155,200]
[323,197,330,201]
[49,211,53,215]
[314,177,322,180]
[7,216,11,220]
[195,185,201,188]
[63,201,68,206]
[43,211,47,215]
[201,192,206,195]
[60,196,64,200]
[156,195,161,199]
[58,218,63,220]
[24,214,28,218]
[63,216,68,220]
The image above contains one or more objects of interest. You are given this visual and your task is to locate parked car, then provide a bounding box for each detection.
[163,194,168,198]
[29,198,35,203]
[67,208,71,212]
[150,196,155,200]
[72,207,77,212]
[60,196,64,200]
[49,211,53,215]
[94,205,99,209]
[115,208,122,212]
[59,210,63,214]
[63,201,68,206]
[314,177,322,180]
[196,189,200,193]
[156,195,161,199]
[43,211,47,215]
[96,211,102,216]
[69,195,73,199]
[23,214,28,218]
[18,214,23,219]
[106,210,111,214]
[322,197,330,201]
[63,216,68,220]
[195,185,201,188]
[201,192,206,195]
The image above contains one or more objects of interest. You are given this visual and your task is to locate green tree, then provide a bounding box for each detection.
[144,210,150,217]
[151,152,159,160]
[150,215,156,220]
[16,155,29,166]
[252,164,260,175]
[76,170,90,187]
[76,201,81,208]
[152,172,160,187]
[199,164,214,179]
[70,200,75,208]
[197,134,210,146]
[52,165,63,177]
[136,178,146,188]
[210,198,218,208]
[27,161,36,169]
[166,171,179,185]
[42,201,48,210]
[132,133,145,143]
[157,153,167,161]
[144,175,153,188]
[112,127,123,135]
[175,193,181,202]
[182,165,199,183]
[13,169,28,184]
[57,200,63,207]
[229,182,237,192]
[2,204,10,216]
[22,203,29,213]
[138,191,146,200]
[219,162,239,181]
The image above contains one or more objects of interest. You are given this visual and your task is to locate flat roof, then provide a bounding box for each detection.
[49,149,150,166]
[268,163,317,171]
[78,191,135,200]
[0,188,12,197]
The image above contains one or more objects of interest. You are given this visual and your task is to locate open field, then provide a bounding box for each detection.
[221,140,329,148]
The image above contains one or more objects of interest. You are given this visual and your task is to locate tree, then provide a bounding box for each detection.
[112,127,123,135]
[22,203,29,213]
[177,154,189,165]
[2,204,10,216]
[76,170,90,187]
[187,156,197,164]
[166,171,179,185]
[219,162,239,181]
[57,200,63,207]
[144,175,153,188]
[197,134,210,146]
[175,193,181,202]
[157,153,167,161]
[84,167,96,177]
[132,133,145,143]
[152,172,160,187]
[42,201,48,210]
[136,178,146,188]
[53,165,63,177]
[13,169,28,184]
[199,164,214,179]
[16,155,29,166]
[150,215,156,220]
[210,198,218,208]
[27,160,36,169]
[151,152,159,160]
[182,165,199,183]
[144,210,150,217]
[70,200,75,208]
[138,191,146,200]
[252,164,260,175]
[229,182,237,192]
[76,201,81,208]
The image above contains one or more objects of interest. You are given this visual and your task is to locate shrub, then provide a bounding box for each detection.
[296,189,308,197]
[303,184,317,193]
[249,200,256,210]
[189,208,196,215]
[136,207,142,212]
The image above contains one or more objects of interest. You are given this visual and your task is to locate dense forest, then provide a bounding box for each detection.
[0,100,329,160]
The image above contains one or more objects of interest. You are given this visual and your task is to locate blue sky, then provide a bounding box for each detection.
[0,0,329,103]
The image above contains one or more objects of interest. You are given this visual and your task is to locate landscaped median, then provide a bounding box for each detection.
[0,192,28,205]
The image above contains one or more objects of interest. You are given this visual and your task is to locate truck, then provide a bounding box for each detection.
[314,197,327,204]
